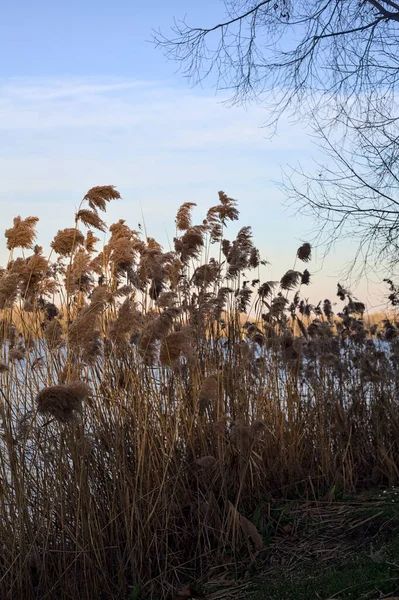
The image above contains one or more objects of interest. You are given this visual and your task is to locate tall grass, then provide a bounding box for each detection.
[0,187,398,599]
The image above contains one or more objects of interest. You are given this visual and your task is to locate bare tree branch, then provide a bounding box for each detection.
[155,0,399,276]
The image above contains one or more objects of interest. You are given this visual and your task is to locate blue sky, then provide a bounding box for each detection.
[1,0,225,80]
[0,0,389,310]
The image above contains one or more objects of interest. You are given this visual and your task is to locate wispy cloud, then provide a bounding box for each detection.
[0,77,312,147]
[0,77,315,197]
[0,79,152,102]
[0,77,384,306]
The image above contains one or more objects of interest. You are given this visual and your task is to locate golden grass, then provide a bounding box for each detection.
[0,186,398,599]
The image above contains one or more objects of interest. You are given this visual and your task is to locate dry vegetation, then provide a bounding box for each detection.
[0,186,398,599]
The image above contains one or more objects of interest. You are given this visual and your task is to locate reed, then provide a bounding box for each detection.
[0,186,398,599]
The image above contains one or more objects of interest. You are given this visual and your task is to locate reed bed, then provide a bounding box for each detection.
[0,186,398,599]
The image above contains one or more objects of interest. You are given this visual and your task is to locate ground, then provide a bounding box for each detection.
[202,488,399,600]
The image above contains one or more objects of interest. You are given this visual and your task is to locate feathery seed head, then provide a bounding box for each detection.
[44,319,64,348]
[83,185,120,212]
[5,216,39,250]
[195,456,217,469]
[297,242,312,262]
[216,191,239,223]
[199,375,217,414]
[8,348,26,361]
[85,230,99,253]
[301,269,311,285]
[36,381,90,423]
[176,202,197,231]
[76,209,107,232]
[0,273,21,309]
[280,270,302,291]
[159,328,193,366]
[51,228,85,256]
[192,261,220,287]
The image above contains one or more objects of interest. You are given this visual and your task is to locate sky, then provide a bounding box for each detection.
[0,0,391,312]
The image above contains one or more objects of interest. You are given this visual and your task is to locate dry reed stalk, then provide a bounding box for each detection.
[0,185,399,600]
[44,319,64,348]
[198,374,218,415]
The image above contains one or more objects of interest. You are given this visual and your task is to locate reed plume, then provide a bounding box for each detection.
[8,348,25,361]
[68,285,111,357]
[26,253,49,274]
[280,270,302,290]
[1,186,398,600]
[0,273,21,309]
[249,247,260,268]
[236,286,252,313]
[155,291,177,308]
[109,298,143,346]
[138,307,180,362]
[175,202,196,231]
[297,242,312,262]
[85,230,100,253]
[258,281,277,298]
[36,381,90,423]
[65,249,93,294]
[192,260,220,287]
[323,299,333,320]
[195,456,217,468]
[159,328,192,366]
[221,239,231,257]
[5,216,39,250]
[109,219,140,242]
[83,185,121,211]
[76,209,107,232]
[108,236,138,274]
[216,190,239,223]
[301,269,311,285]
[44,319,64,348]
[174,225,205,263]
[51,228,85,256]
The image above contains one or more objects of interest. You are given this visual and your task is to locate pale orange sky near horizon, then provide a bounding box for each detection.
[0,0,396,316]
[0,79,392,314]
